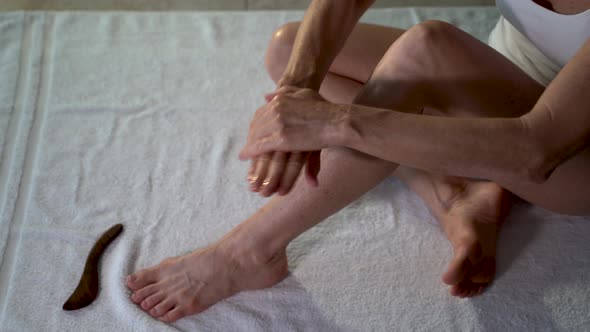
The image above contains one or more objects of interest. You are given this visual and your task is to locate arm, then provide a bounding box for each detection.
[343,37,590,184]
[248,0,375,196]
[241,39,590,185]
[279,0,376,89]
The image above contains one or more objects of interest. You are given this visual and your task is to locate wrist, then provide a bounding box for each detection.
[278,77,318,90]
[324,103,356,148]
[336,103,387,152]
[278,67,321,90]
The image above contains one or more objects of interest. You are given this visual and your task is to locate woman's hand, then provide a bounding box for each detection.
[241,86,347,158]
[242,86,347,196]
[246,150,321,196]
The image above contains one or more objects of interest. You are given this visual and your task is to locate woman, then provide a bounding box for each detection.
[126,0,590,323]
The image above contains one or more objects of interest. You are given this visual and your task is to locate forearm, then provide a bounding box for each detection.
[339,104,538,183]
[280,0,374,90]
[338,39,590,184]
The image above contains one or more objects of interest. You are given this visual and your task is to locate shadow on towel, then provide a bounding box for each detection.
[474,203,590,330]
[174,275,345,331]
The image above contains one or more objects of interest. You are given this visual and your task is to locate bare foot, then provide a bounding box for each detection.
[126,239,288,322]
[395,168,511,297]
[431,178,510,297]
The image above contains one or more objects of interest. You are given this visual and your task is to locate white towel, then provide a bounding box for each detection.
[1,8,589,332]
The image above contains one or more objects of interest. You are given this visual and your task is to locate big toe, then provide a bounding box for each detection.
[442,242,482,285]
[127,268,159,290]
[442,247,469,285]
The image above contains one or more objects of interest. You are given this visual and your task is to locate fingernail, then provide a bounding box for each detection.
[248,176,258,184]
[127,275,135,282]
[262,179,271,186]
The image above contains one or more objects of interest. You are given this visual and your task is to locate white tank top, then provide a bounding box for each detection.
[496,0,590,67]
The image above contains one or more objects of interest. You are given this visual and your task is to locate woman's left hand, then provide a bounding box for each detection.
[239,86,347,160]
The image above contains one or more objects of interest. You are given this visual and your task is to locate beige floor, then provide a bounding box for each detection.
[0,0,494,11]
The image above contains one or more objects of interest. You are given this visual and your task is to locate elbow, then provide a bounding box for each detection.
[523,151,555,184]
[515,116,556,184]
[522,134,557,185]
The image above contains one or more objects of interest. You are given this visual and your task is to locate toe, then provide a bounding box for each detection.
[150,299,176,318]
[460,281,488,298]
[127,268,159,290]
[159,307,185,323]
[141,292,166,311]
[450,285,461,296]
[450,281,478,298]
[475,285,485,296]
[442,246,470,285]
[131,284,160,304]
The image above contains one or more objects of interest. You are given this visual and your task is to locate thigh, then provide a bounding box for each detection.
[328,23,406,83]
[271,22,406,83]
[371,20,547,118]
[378,21,587,215]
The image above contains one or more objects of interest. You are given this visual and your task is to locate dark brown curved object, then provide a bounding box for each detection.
[63,223,124,311]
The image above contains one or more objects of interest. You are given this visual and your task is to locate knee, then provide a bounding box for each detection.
[399,20,457,54]
[264,21,300,83]
[409,19,456,40]
[376,20,456,77]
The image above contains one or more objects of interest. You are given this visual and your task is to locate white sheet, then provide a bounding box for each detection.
[0,8,589,331]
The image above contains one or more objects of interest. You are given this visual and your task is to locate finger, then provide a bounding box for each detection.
[305,150,321,187]
[251,153,272,192]
[278,152,305,196]
[247,158,258,184]
[265,92,278,102]
[276,85,299,95]
[265,86,297,103]
[248,103,279,137]
[260,152,288,197]
[239,133,284,160]
[240,115,285,161]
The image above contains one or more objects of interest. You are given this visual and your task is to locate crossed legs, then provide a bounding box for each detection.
[266,20,543,294]
[126,20,547,322]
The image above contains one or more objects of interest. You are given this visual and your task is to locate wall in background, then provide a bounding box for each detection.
[0,0,495,11]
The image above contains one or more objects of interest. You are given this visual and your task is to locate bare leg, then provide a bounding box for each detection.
[266,21,543,296]
[126,20,552,321]
[125,25,406,321]
[126,149,398,322]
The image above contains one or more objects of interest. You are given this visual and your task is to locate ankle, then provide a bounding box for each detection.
[217,224,287,267]
[432,176,468,212]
